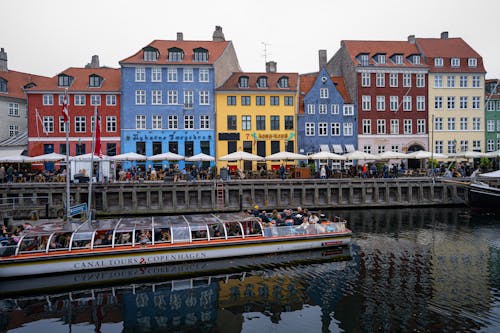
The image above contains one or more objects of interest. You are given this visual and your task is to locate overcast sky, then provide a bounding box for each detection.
[2,0,499,79]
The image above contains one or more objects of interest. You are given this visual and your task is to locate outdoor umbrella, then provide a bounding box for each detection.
[265,151,307,161]
[484,150,500,158]
[28,152,67,162]
[308,151,347,161]
[185,153,215,162]
[376,151,408,160]
[70,153,109,161]
[109,152,147,161]
[344,150,378,160]
[0,154,31,163]
[406,151,448,159]
[478,169,500,177]
[219,151,264,161]
[148,152,185,161]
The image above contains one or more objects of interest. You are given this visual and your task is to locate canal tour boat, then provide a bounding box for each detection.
[0,212,351,278]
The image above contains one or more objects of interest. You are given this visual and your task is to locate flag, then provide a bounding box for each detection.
[61,90,69,122]
[94,108,102,157]
[35,108,49,136]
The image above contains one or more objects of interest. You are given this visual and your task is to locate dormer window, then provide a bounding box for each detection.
[468,58,477,67]
[0,78,7,93]
[412,55,421,64]
[193,48,209,62]
[377,54,386,64]
[278,76,289,88]
[58,74,73,87]
[238,76,249,88]
[257,76,268,88]
[89,74,103,87]
[451,58,460,67]
[359,54,369,66]
[168,47,184,62]
[24,82,36,89]
[392,54,403,64]
[143,46,159,61]
[434,57,444,67]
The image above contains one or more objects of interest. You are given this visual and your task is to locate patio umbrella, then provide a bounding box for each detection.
[109,152,147,161]
[376,151,408,160]
[148,152,185,161]
[70,153,109,161]
[484,150,500,158]
[308,151,347,161]
[0,154,31,163]
[479,169,500,178]
[265,151,307,161]
[219,151,264,161]
[28,152,67,162]
[406,151,448,159]
[344,150,378,160]
[185,153,215,162]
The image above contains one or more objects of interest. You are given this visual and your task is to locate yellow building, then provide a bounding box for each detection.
[416,33,486,155]
[215,64,298,171]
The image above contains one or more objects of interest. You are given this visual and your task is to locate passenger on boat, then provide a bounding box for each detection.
[275,213,286,227]
[138,231,150,245]
[0,224,8,245]
[119,232,131,244]
[309,213,319,224]
[160,229,171,241]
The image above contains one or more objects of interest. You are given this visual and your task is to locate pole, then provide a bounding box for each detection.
[65,89,71,223]
[431,114,434,178]
[87,106,98,223]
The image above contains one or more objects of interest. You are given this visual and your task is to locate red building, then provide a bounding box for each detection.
[26,57,121,160]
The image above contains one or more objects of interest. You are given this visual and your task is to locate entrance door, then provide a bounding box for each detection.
[44,144,55,172]
[407,144,425,169]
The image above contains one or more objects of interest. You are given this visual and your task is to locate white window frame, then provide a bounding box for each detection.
[199,69,209,82]
[305,122,315,136]
[435,117,443,131]
[447,75,455,88]
[417,119,425,134]
[472,96,480,109]
[184,115,194,129]
[472,75,480,88]
[343,105,354,116]
[135,90,146,105]
[8,103,19,116]
[403,96,412,111]
[200,115,210,129]
[468,58,477,67]
[318,122,328,136]
[43,116,54,133]
[390,96,398,111]
[460,117,468,131]
[331,104,339,114]
[152,115,162,130]
[320,88,328,99]
[459,75,468,88]
[167,68,178,82]
[434,58,444,67]
[343,122,353,136]
[183,68,193,82]
[135,67,145,82]
[106,116,117,132]
[448,117,456,131]
[90,95,101,106]
[377,119,386,134]
[390,119,399,135]
[403,119,412,134]
[362,119,371,134]
[168,115,178,129]
[361,73,370,87]
[319,104,327,114]
[74,116,85,133]
[472,117,480,131]
[168,90,178,105]
[417,96,425,111]
[106,95,116,106]
[389,73,398,87]
[403,74,411,87]
[151,67,162,82]
[199,91,210,105]
[376,73,385,87]
[331,123,340,136]
[451,58,460,67]
[307,104,315,114]
[434,75,443,88]
[416,74,425,88]
[362,95,371,111]
[376,96,385,111]
[136,115,146,129]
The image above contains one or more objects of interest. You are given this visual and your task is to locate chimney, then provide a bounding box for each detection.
[318,49,327,70]
[441,31,449,39]
[266,61,277,73]
[212,26,225,41]
[407,35,416,44]
[85,55,100,68]
[0,48,7,71]
[177,32,183,41]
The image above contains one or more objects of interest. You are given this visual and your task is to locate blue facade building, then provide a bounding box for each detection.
[298,68,357,167]
[119,27,240,169]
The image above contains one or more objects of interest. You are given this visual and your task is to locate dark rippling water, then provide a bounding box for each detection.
[1,207,499,333]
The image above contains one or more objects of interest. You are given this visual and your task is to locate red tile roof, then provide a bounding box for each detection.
[0,70,49,99]
[298,74,351,114]
[486,79,500,98]
[217,72,298,91]
[26,67,121,92]
[120,40,231,65]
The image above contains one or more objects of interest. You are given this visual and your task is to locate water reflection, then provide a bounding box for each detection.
[0,207,499,333]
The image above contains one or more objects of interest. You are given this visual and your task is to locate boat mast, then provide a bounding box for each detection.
[64,88,71,223]
[87,106,98,223]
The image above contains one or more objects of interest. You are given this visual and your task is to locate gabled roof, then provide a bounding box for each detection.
[217,72,298,91]
[486,79,500,98]
[0,70,49,99]
[120,40,231,65]
[298,73,351,114]
[341,40,427,68]
[26,67,121,92]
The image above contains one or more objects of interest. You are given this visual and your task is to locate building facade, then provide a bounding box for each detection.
[485,79,500,152]
[416,32,486,155]
[327,38,429,161]
[215,63,298,171]
[26,58,121,161]
[298,67,356,167]
[119,27,240,169]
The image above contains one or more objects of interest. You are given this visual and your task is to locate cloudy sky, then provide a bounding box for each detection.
[2,0,499,78]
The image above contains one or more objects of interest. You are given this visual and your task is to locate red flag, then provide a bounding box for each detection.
[61,90,69,122]
[94,111,102,157]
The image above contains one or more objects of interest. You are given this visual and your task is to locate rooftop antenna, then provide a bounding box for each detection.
[261,42,271,65]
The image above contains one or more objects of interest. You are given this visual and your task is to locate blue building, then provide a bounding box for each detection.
[119,26,240,169]
[298,67,357,168]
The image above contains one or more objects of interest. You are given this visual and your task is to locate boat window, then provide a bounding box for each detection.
[115,231,133,246]
[225,221,244,239]
[71,231,94,249]
[48,232,72,251]
[93,230,114,248]
[135,229,152,246]
[155,228,171,244]
[172,225,190,243]
[18,234,51,253]
[207,223,225,239]
[190,223,209,241]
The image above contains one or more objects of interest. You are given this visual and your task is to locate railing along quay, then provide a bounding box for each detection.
[0,177,468,222]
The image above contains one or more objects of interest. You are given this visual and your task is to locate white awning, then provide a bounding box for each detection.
[345,144,355,153]
[319,144,330,152]
[0,149,24,157]
[332,144,343,154]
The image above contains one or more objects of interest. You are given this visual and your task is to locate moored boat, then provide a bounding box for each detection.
[468,182,500,212]
[0,212,351,278]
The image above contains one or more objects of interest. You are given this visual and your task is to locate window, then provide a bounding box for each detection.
[238,76,249,88]
[498,120,500,131]
[257,76,267,88]
[184,115,194,129]
[434,96,443,109]
[58,94,68,106]
[278,76,289,88]
[89,75,101,87]
[168,115,178,129]
[435,140,444,154]
[487,140,494,151]
[377,145,385,154]
[389,73,398,87]
[242,115,251,130]
[305,123,315,136]
[284,96,293,106]
[256,116,266,130]
[256,96,265,105]
[390,96,398,111]
[183,68,193,82]
[448,117,456,131]
[200,115,210,129]
[59,117,66,132]
[8,103,19,116]
[376,96,385,111]
[241,96,250,106]
[472,96,480,109]
[404,119,412,134]
[362,145,372,154]
[320,88,328,98]
[193,48,208,62]
[199,91,209,105]
[417,96,425,111]
[184,91,193,108]
[359,54,369,66]
[472,75,480,88]
[43,94,54,105]
[168,48,184,61]
[448,140,457,154]
[199,69,209,82]
[184,141,194,157]
[270,116,279,130]
[459,117,468,131]
[168,90,178,104]
[403,74,411,87]
[331,123,340,136]
[58,74,73,87]
[227,115,236,130]
[135,67,145,82]
[361,73,371,87]
[307,104,315,114]
[75,116,85,133]
[416,74,425,87]
[487,120,495,132]
[135,115,146,129]
[451,58,460,67]
[413,55,421,64]
[473,140,481,152]
[435,117,443,131]
[468,58,477,67]
[151,90,162,105]
[487,101,495,111]
[106,95,116,106]
[362,95,371,111]
[318,123,328,136]
[459,96,468,109]
[227,96,236,106]
[331,104,339,114]
[434,58,444,67]
[270,96,280,105]
[447,96,455,110]
[270,141,280,154]
[90,95,101,106]
[152,142,162,155]
[434,75,443,88]
[319,104,327,114]
[74,95,85,105]
[284,116,293,130]
[459,75,468,88]
[393,55,403,64]
[343,123,353,136]
[447,75,455,88]
[0,78,6,92]
[135,90,146,104]
[343,105,354,116]
[167,68,178,82]
[378,54,386,64]
[151,67,161,82]
[376,73,385,87]
[460,140,469,152]
[106,116,116,132]
[377,119,386,134]
[403,96,412,111]
[363,119,371,134]
[472,117,480,131]
[390,119,399,134]
[143,47,158,61]
[152,115,162,129]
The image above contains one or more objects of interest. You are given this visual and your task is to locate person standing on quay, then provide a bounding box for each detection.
[320,165,327,179]
[280,164,286,180]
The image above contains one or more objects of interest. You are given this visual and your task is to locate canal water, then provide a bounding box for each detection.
[0,207,499,333]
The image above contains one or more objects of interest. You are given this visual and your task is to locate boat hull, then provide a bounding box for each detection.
[468,183,500,211]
